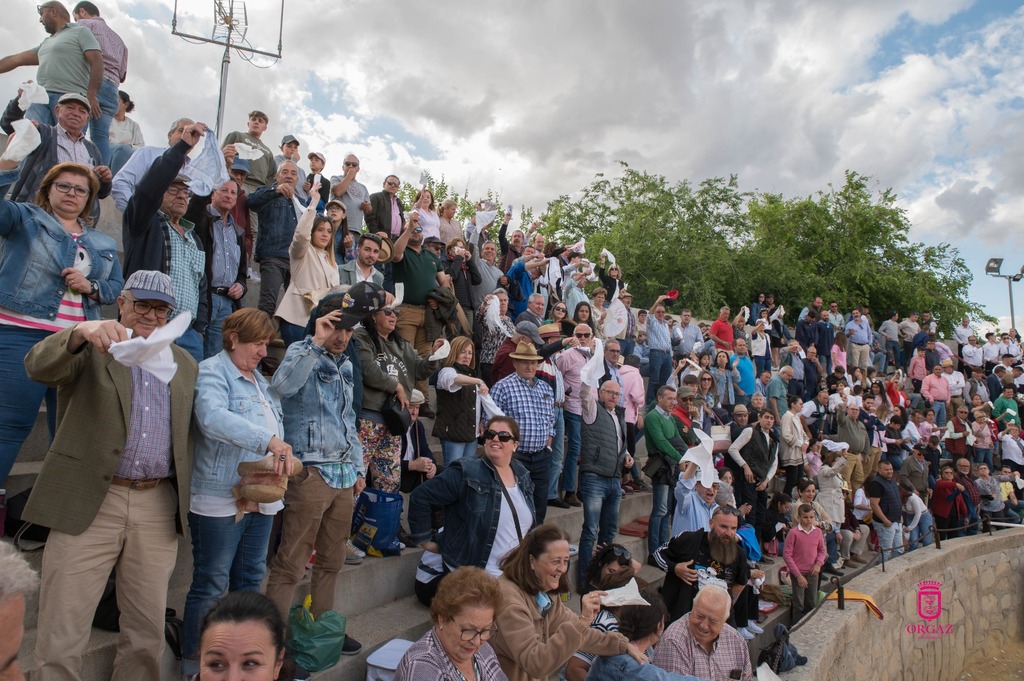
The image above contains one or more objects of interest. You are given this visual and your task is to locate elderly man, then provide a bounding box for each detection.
[2,92,112,213]
[123,122,210,361]
[340,233,384,287]
[557,323,597,507]
[653,585,753,681]
[0,1,103,125]
[671,308,710,359]
[265,293,367,659]
[491,341,556,522]
[766,365,792,421]
[248,160,304,316]
[845,307,873,370]
[0,542,37,681]
[942,358,967,409]
[672,460,721,535]
[646,294,676,403]
[329,154,371,233]
[708,306,734,352]
[505,247,549,318]
[576,377,634,587]
[110,116,193,211]
[24,270,198,681]
[516,292,546,326]
[836,400,870,492]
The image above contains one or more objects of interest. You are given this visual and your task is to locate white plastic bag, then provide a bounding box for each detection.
[17,81,49,111]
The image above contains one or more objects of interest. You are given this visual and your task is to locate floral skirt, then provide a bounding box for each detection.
[359,418,402,493]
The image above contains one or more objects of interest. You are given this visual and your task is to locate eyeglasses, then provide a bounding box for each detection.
[714,505,743,517]
[600,388,621,397]
[126,299,173,319]
[52,181,90,198]
[700,377,712,382]
[344,161,359,167]
[379,308,398,317]
[605,349,621,355]
[575,333,592,339]
[453,622,498,642]
[553,306,566,312]
[385,180,400,188]
[166,185,192,198]
[484,429,515,442]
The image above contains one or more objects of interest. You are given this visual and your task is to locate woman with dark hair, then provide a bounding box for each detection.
[409,416,535,603]
[196,591,290,680]
[0,162,123,485]
[355,300,441,492]
[490,524,641,681]
[564,567,638,681]
[573,301,595,334]
[709,350,740,411]
[108,90,145,175]
[395,567,508,681]
[750,293,767,321]
[547,301,574,338]
[579,543,642,597]
[444,237,481,312]
[276,196,340,346]
[434,335,489,465]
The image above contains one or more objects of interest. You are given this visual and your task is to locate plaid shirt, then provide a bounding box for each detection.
[162,215,205,320]
[114,366,173,479]
[490,373,555,452]
[393,628,506,681]
[77,16,128,82]
[647,315,672,351]
[652,613,753,681]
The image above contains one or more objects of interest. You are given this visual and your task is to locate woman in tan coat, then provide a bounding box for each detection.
[490,524,646,681]
[275,188,340,345]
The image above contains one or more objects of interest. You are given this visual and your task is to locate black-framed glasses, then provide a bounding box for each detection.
[454,622,498,642]
[166,185,192,198]
[575,333,592,339]
[126,299,173,319]
[385,180,400,187]
[344,161,359,167]
[600,388,621,397]
[714,505,743,517]
[380,308,398,317]
[52,181,89,198]
[609,545,631,561]
[483,429,515,443]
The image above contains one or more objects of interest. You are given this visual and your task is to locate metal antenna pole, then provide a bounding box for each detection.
[215,39,231,136]
[1008,276,1017,333]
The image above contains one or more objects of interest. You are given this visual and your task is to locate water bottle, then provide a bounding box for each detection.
[0,489,6,537]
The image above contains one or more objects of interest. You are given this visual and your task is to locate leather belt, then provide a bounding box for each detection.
[213,287,232,296]
[111,476,167,491]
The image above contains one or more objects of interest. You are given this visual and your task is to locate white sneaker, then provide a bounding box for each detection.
[346,540,366,558]
[737,627,755,640]
[746,621,764,635]
[247,267,261,283]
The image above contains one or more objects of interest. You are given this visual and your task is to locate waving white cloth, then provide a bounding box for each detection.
[428,339,451,362]
[183,133,230,196]
[232,141,263,160]
[581,338,605,389]
[600,248,616,265]
[108,312,192,384]
[681,429,717,488]
[17,81,49,111]
[820,439,850,453]
[484,295,510,335]
[600,578,650,607]
[0,119,41,162]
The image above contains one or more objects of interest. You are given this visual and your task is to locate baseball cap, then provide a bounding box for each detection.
[124,270,176,307]
[515,321,542,345]
[280,134,299,146]
[230,158,251,175]
[308,151,325,163]
[57,92,90,109]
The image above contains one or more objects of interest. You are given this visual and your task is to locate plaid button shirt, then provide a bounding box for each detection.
[114,366,173,479]
[490,373,555,452]
[652,613,753,681]
[162,216,206,320]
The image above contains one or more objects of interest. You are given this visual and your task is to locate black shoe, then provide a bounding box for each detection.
[418,405,436,419]
[563,492,582,507]
[822,564,844,576]
[548,497,571,509]
[341,634,363,656]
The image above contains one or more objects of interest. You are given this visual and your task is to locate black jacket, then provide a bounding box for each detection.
[365,190,404,235]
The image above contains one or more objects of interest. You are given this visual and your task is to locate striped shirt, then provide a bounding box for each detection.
[114,366,173,480]
[647,315,672,351]
[55,125,93,165]
[490,373,555,452]
[394,628,506,681]
[76,16,128,83]
[653,613,753,681]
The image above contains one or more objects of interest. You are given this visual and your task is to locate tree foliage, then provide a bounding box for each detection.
[398,172,534,230]
[541,166,985,334]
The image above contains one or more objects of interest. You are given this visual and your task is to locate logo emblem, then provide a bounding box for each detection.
[916,580,942,621]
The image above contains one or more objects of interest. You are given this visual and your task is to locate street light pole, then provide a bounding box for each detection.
[1007,276,1017,332]
[986,258,1023,331]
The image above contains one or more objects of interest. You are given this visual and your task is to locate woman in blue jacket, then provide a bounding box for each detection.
[0,162,123,484]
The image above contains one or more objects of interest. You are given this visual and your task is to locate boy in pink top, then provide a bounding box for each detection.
[784,503,826,620]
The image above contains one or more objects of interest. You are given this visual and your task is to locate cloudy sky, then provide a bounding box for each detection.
[2,0,1022,331]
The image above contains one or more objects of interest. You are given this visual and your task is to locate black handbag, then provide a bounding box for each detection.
[381,392,411,434]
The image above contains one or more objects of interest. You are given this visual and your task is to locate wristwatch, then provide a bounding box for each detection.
[88,280,98,296]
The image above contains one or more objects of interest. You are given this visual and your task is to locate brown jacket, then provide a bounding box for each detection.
[490,577,628,681]
[23,326,198,536]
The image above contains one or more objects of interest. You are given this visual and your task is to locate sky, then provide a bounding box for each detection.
[2,0,1022,332]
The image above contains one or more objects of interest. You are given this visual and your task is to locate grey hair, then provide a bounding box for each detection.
[0,542,39,604]
[528,293,545,303]
[693,583,731,619]
[167,117,194,136]
[491,287,508,297]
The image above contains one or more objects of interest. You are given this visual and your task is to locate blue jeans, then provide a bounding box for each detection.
[577,472,623,586]
[563,411,581,494]
[279,320,307,347]
[931,400,947,428]
[974,447,993,470]
[0,326,57,484]
[26,91,62,125]
[754,355,770,376]
[647,349,672,403]
[203,293,234,359]
[906,511,933,551]
[441,439,477,466]
[648,483,672,556]
[109,143,135,177]
[86,78,120,166]
[175,326,205,364]
[514,447,551,524]
[182,511,275,666]
[873,520,904,560]
[825,530,839,566]
[547,407,565,499]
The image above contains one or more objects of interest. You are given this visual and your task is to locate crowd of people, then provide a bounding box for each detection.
[2,2,1024,681]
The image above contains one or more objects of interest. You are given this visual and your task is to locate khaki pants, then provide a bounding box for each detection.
[394,303,432,400]
[865,447,883,480]
[264,468,355,619]
[841,452,866,493]
[35,481,178,681]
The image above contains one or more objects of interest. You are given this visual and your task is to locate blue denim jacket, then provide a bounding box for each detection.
[248,185,304,261]
[409,455,535,570]
[0,200,123,320]
[191,350,284,497]
[587,653,705,681]
[271,338,363,472]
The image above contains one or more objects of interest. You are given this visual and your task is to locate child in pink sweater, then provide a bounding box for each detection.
[783,503,826,620]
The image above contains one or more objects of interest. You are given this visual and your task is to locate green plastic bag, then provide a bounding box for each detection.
[288,600,347,672]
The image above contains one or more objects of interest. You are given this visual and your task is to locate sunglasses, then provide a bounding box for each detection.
[380,308,398,317]
[344,161,359,167]
[575,333,592,339]
[483,429,515,443]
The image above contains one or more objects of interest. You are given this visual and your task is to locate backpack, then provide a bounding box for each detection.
[758,623,807,673]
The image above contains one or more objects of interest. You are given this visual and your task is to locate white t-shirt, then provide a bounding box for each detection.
[485,484,533,577]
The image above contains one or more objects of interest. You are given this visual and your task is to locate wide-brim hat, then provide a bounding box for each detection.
[509,341,543,361]
[377,235,394,263]
[538,323,561,339]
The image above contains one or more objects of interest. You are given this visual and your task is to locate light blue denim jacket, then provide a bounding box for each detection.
[191,350,284,498]
[0,200,123,320]
[586,653,706,681]
[271,338,364,473]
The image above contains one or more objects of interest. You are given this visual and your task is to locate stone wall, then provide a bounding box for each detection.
[784,531,1024,681]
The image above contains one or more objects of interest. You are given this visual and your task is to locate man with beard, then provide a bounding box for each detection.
[339,233,384,287]
[654,506,750,623]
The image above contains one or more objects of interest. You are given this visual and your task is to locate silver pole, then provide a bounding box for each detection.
[215,41,231,138]
[1008,276,1017,332]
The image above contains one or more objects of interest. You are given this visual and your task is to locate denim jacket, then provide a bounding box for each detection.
[191,350,284,498]
[248,185,304,261]
[271,338,364,472]
[587,653,704,681]
[0,200,122,320]
[409,455,534,570]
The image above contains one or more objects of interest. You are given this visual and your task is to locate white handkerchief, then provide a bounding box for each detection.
[600,579,649,607]
[108,312,192,384]
[821,439,850,452]
[233,142,263,160]
[479,394,505,420]
[18,81,49,110]
[580,339,604,388]
[183,132,230,196]
[681,429,717,488]
[418,171,429,187]
[600,248,616,265]
[428,339,450,361]
[475,210,497,229]
[0,119,41,162]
